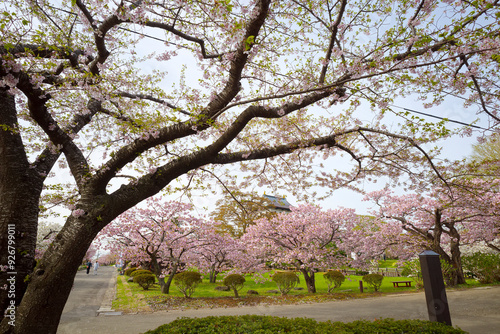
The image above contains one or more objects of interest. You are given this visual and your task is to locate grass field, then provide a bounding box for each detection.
[113,263,486,313]
[114,269,414,312]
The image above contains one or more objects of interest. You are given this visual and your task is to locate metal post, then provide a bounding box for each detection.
[419,250,452,326]
[359,280,363,293]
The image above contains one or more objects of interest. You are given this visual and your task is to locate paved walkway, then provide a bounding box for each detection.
[58,266,500,334]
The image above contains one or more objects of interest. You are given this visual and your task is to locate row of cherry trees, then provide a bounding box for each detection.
[98,198,367,294]
[98,199,244,294]
[99,174,500,293]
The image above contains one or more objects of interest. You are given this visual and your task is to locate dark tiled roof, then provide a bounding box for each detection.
[264,195,291,211]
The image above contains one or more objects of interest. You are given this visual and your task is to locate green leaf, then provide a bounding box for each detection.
[244,35,255,51]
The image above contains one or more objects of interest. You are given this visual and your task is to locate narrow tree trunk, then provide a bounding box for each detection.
[149,256,170,294]
[163,263,179,295]
[209,265,218,283]
[209,271,216,283]
[449,228,466,285]
[432,210,466,286]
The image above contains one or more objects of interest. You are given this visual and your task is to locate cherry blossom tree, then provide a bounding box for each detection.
[450,178,500,253]
[189,223,244,283]
[364,181,500,285]
[243,204,360,293]
[1,0,500,332]
[99,198,203,294]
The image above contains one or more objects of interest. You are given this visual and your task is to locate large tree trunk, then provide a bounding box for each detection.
[0,87,81,324]
[0,88,45,317]
[0,213,99,334]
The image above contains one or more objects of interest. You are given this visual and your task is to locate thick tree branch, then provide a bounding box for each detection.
[14,72,92,188]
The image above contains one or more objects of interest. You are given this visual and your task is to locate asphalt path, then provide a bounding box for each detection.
[57,266,500,334]
[58,265,117,331]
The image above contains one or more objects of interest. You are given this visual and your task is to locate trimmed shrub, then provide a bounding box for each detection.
[462,252,500,284]
[124,267,138,276]
[362,273,384,292]
[173,271,202,298]
[271,271,300,295]
[223,274,245,298]
[355,269,369,276]
[324,270,345,292]
[133,274,156,290]
[144,315,467,334]
[130,269,153,277]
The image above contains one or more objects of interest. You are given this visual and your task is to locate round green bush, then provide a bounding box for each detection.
[272,271,300,295]
[324,270,345,292]
[133,274,156,290]
[130,269,153,277]
[362,273,384,292]
[173,271,202,298]
[124,267,138,276]
[223,274,246,297]
[143,315,467,334]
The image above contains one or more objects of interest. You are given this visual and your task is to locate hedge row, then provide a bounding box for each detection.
[144,315,467,334]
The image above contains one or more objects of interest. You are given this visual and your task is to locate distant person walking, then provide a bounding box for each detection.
[86,261,92,274]
[93,261,99,275]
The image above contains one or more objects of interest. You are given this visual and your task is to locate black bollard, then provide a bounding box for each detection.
[419,250,452,326]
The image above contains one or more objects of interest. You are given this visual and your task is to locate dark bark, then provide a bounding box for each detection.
[0,213,100,334]
[149,256,179,294]
[431,209,466,286]
[209,266,218,284]
[0,84,97,330]
[1,0,460,331]
[0,88,44,315]
[163,262,179,295]
[0,1,285,332]
[448,224,466,285]
[149,256,168,294]
[300,269,316,293]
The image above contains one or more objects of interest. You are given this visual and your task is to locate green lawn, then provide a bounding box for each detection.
[113,270,487,313]
[113,270,427,312]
